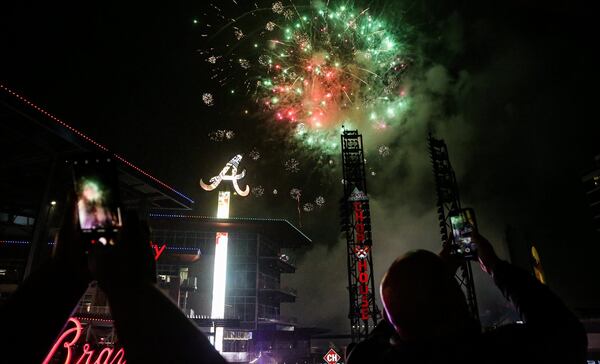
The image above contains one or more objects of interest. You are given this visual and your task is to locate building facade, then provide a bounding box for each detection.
[149,214,315,363]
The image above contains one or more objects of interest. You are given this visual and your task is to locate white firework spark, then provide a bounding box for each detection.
[202,93,214,106]
[233,27,244,40]
[315,196,325,207]
[251,185,265,197]
[303,203,314,212]
[239,58,250,69]
[265,21,276,31]
[378,145,390,157]
[258,55,271,66]
[272,1,284,14]
[289,188,301,200]
[284,158,300,173]
[283,9,294,20]
[208,129,235,142]
[249,149,261,160]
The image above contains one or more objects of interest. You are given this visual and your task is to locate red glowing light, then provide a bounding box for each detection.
[152,243,167,261]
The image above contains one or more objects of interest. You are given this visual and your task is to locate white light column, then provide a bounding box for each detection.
[211,191,230,352]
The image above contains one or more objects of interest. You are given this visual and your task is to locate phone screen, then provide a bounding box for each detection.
[72,155,122,241]
[450,208,477,257]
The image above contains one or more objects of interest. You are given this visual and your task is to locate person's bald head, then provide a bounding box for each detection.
[380,250,471,341]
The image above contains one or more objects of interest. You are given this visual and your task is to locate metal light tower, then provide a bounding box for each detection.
[427,133,479,323]
[340,129,381,342]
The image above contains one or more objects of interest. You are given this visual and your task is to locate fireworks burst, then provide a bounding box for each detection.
[202,93,214,106]
[233,27,244,40]
[199,1,413,155]
[256,3,411,154]
[378,145,390,157]
[249,148,261,160]
[315,196,325,207]
[265,21,276,31]
[303,202,314,212]
[272,2,284,14]
[289,188,301,200]
[208,129,235,142]
[251,185,265,197]
[284,158,300,173]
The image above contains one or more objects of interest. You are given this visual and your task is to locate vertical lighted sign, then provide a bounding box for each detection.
[200,155,249,353]
[211,191,230,352]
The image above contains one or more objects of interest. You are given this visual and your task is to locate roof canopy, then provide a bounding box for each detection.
[149,213,312,248]
[0,84,193,213]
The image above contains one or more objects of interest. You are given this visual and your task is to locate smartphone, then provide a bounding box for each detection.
[449,208,477,258]
[70,153,122,246]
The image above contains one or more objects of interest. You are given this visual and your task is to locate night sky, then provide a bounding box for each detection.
[2,0,599,334]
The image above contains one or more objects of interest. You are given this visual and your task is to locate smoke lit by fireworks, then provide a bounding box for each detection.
[199,1,413,155]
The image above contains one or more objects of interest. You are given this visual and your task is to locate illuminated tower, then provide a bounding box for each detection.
[200,155,250,352]
[340,129,381,342]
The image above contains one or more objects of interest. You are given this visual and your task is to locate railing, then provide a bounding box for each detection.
[77,305,111,314]
[180,277,198,291]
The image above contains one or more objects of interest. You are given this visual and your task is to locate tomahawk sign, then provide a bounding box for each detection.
[200,154,250,196]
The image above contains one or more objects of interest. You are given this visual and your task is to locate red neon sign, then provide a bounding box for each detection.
[353,201,370,321]
[43,317,126,364]
[152,243,167,261]
[353,202,366,244]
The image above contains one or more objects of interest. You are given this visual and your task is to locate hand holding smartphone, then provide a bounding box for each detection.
[449,208,478,259]
[68,153,122,248]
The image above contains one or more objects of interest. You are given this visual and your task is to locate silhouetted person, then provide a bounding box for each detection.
[348,233,587,364]
[0,198,227,363]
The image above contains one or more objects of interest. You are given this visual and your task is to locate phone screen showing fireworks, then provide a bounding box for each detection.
[72,155,122,244]
[450,208,477,258]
